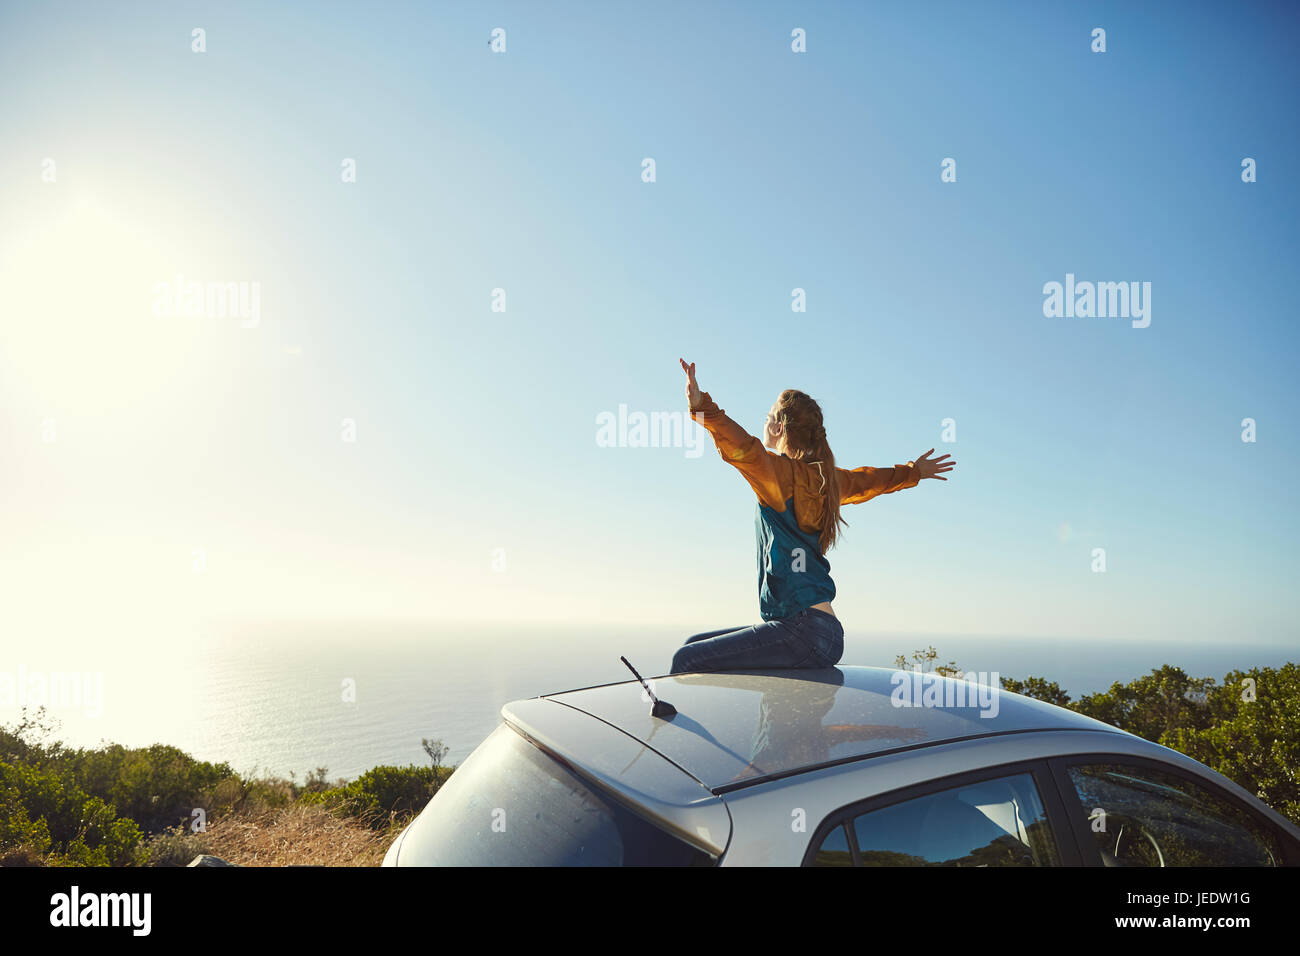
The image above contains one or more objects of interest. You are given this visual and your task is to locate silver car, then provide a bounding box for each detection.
[382,666,1300,866]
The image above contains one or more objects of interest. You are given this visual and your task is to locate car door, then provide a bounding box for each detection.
[802,759,1083,866]
[1047,754,1300,866]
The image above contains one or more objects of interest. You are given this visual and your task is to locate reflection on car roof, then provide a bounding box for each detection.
[533,665,1127,793]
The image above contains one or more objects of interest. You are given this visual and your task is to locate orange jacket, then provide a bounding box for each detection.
[689,390,922,533]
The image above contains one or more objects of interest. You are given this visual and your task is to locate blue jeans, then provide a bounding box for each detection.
[670,607,844,674]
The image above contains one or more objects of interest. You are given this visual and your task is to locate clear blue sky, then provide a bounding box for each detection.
[1,0,1296,649]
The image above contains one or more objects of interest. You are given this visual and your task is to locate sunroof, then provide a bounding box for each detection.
[540,666,1120,791]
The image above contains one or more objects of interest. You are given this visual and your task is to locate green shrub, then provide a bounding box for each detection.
[0,760,142,866]
[142,824,214,867]
[1165,664,1300,823]
[304,764,444,828]
[0,789,52,864]
[63,742,235,832]
[970,656,1300,828]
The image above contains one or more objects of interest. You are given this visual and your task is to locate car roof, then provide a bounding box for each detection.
[503,665,1129,795]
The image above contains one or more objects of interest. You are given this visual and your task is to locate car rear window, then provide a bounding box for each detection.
[812,772,1060,866]
[395,724,716,866]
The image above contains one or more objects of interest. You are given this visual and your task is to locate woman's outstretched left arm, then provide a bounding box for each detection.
[679,358,785,509]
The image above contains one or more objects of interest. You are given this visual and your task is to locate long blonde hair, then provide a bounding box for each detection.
[774,389,845,552]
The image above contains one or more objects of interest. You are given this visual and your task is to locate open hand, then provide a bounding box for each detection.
[913,448,955,480]
[679,358,701,410]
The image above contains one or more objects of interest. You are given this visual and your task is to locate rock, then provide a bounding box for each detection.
[187,854,236,867]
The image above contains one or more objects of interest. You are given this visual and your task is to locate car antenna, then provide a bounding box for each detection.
[620,656,677,719]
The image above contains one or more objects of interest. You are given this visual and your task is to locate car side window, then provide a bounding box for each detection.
[813,772,1060,866]
[813,823,854,866]
[1065,763,1283,866]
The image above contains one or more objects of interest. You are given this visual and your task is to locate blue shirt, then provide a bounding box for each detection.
[757,494,836,620]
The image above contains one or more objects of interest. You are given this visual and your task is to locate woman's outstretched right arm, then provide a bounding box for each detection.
[837,449,955,504]
[837,462,922,505]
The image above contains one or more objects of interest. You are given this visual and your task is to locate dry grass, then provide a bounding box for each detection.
[199,802,401,867]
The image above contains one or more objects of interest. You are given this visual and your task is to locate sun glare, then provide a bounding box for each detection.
[0,192,213,414]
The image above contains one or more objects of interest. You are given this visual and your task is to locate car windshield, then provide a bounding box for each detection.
[395,724,716,866]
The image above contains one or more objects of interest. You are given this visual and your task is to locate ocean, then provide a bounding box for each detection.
[5,621,1295,783]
